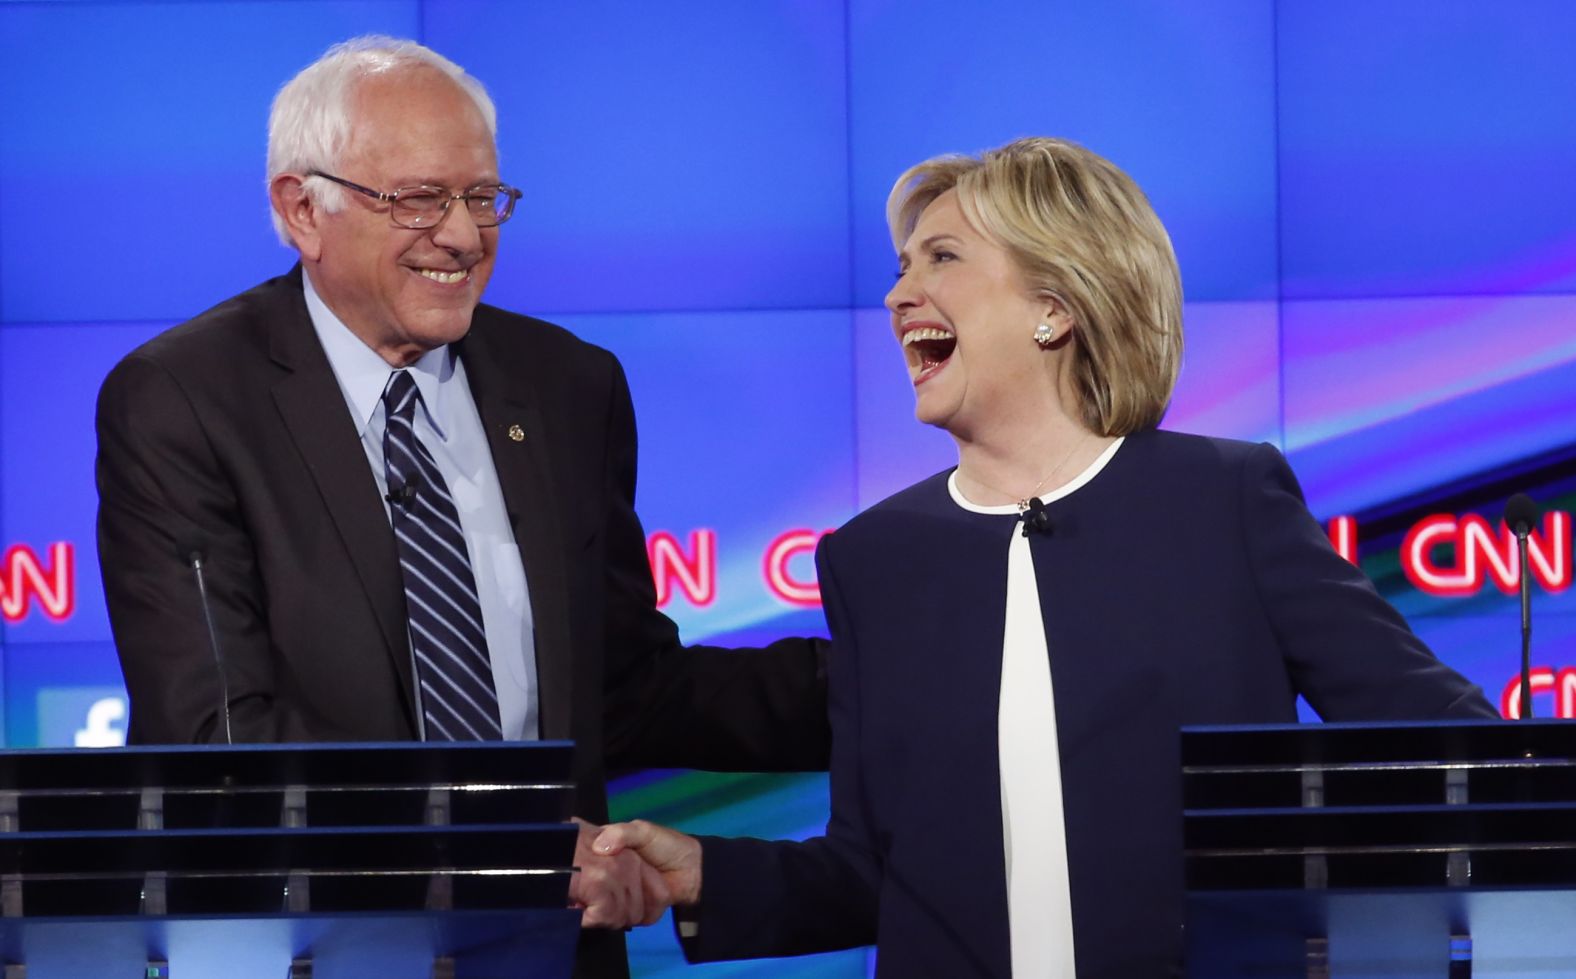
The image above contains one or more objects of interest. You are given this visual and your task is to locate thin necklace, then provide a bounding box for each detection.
[965,431,1094,512]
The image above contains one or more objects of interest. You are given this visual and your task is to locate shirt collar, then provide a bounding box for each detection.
[302,269,454,440]
[947,436,1126,514]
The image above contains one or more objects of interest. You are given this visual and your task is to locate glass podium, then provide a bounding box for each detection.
[1184,719,1576,977]
[0,742,580,978]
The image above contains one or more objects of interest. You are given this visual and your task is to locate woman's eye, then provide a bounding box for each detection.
[931,250,956,263]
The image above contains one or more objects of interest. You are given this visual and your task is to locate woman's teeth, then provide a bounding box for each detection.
[902,327,954,346]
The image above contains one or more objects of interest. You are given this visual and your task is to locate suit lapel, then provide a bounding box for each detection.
[266,268,417,731]
[456,319,575,741]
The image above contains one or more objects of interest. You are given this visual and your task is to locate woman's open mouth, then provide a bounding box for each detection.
[903,326,957,384]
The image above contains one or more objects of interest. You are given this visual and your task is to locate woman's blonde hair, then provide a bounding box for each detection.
[887,137,1182,435]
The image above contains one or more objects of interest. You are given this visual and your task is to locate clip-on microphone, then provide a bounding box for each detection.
[1021,498,1053,538]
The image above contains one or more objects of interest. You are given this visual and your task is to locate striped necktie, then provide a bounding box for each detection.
[381,369,502,740]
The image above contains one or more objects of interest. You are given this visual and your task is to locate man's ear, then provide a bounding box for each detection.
[270,174,324,261]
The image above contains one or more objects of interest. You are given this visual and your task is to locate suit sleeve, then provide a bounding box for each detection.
[678,532,879,959]
[1239,442,1499,721]
[96,355,280,743]
[595,356,832,772]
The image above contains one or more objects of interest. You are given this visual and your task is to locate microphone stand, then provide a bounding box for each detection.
[186,547,235,744]
[1516,525,1533,720]
[1503,493,1540,720]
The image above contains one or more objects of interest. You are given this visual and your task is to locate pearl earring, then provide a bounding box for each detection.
[1033,322,1056,349]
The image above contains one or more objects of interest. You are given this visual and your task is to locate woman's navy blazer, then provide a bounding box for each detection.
[686,429,1497,977]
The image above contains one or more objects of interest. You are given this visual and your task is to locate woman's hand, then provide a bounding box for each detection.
[594,819,704,907]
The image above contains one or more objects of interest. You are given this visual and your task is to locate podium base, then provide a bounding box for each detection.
[0,909,580,979]
[1188,888,1576,977]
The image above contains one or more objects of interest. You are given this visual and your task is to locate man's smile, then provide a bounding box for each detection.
[413,267,470,284]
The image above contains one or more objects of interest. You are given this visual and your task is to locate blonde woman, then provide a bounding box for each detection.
[597,138,1495,977]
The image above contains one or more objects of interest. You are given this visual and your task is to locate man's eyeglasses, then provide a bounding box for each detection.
[307,170,522,229]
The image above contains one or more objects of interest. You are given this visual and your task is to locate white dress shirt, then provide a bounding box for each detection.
[948,437,1124,977]
[302,270,539,740]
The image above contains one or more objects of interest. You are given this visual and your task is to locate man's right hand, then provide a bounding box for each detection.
[593,819,703,908]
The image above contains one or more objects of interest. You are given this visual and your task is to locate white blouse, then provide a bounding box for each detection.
[946,437,1124,977]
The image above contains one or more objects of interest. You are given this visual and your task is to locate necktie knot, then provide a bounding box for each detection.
[384,370,420,426]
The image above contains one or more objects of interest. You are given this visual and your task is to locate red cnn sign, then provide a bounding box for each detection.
[0,543,76,624]
[647,529,718,608]
[762,530,832,608]
[646,528,832,609]
[1401,512,1571,597]
[1501,667,1576,719]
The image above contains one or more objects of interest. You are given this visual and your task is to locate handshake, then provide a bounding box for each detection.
[568,818,705,929]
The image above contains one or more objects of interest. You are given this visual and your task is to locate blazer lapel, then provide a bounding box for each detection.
[266,269,417,730]
[456,321,575,741]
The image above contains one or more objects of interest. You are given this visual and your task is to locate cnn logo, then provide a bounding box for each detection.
[1501,667,1576,719]
[0,543,75,624]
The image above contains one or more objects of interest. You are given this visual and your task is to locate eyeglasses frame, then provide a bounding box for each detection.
[306,170,522,229]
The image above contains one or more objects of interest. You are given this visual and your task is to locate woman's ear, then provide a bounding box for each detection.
[1041,293,1076,338]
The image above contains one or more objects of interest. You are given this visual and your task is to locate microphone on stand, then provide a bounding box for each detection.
[178,534,234,744]
[1503,494,1540,720]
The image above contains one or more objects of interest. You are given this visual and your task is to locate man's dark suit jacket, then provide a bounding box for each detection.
[682,429,1498,977]
[95,267,830,977]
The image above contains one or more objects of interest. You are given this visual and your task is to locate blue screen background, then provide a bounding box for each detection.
[3,2,1575,974]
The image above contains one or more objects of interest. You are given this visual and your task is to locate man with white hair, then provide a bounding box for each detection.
[94,36,829,976]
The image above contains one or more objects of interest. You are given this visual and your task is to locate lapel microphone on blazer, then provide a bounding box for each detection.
[1504,493,1541,719]
[178,534,234,744]
[1021,498,1053,537]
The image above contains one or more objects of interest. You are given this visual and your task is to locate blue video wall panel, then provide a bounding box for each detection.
[1,321,170,646]
[4,1,1576,975]
[846,0,1280,308]
[1282,294,1576,516]
[0,1,421,324]
[1166,301,1282,446]
[3,640,127,748]
[559,308,857,644]
[1276,0,1576,299]
[425,0,853,315]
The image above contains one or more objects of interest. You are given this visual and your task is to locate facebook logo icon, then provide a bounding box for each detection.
[35,686,128,747]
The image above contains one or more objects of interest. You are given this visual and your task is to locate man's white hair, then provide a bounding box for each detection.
[266,35,498,246]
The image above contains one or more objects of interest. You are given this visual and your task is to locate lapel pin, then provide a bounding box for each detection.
[507,424,525,443]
